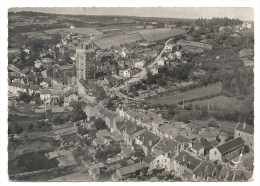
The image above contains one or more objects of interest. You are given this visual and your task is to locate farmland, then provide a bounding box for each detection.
[139,28,186,42]
[193,95,243,110]
[94,33,145,49]
[21,31,52,39]
[44,27,103,37]
[150,83,222,104]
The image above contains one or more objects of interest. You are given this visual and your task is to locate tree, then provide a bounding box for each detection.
[244,145,250,153]
[13,125,23,134]
[70,102,87,122]
[168,108,175,116]
[94,118,107,130]
[207,117,218,127]
[52,114,62,125]
[77,126,88,136]
[133,145,145,161]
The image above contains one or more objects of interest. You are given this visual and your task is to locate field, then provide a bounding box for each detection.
[21,31,52,39]
[193,95,243,110]
[139,28,186,42]
[44,27,102,37]
[151,83,222,104]
[94,33,144,49]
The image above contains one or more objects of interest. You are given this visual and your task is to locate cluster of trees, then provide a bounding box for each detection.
[95,142,121,162]
[8,125,23,135]
[94,118,107,131]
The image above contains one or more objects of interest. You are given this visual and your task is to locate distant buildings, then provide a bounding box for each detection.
[234,123,254,150]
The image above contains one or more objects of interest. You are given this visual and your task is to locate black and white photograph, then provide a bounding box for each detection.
[1,1,259,183]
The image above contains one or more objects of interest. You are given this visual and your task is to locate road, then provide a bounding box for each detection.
[147,38,174,69]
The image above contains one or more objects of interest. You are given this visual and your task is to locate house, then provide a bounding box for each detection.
[134,60,146,68]
[40,89,51,101]
[134,130,160,156]
[104,75,123,87]
[209,137,245,162]
[173,150,202,181]
[27,84,40,95]
[192,160,217,181]
[144,138,180,172]
[64,89,78,105]
[234,123,254,150]
[93,136,113,147]
[157,59,165,66]
[156,124,179,139]
[96,129,110,138]
[188,139,205,157]
[40,78,51,88]
[111,162,149,181]
[124,110,139,122]
[185,123,201,131]
[119,68,132,78]
[174,135,190,151]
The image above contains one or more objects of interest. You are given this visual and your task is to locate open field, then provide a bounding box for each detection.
[21,31,52,39]
[44,27,102,37]
[141,29,186,42]
[193,95,243,110]
[94,33,144,49]
[151,83,222,104]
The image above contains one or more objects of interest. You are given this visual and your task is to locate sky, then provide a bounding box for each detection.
[9,7,254,21]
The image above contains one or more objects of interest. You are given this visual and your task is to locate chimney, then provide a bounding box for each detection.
[183,155,186,161]
[243,122,246,129]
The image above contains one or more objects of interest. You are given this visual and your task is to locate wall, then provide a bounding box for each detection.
[235,130,254,150]
[209,148,222,162]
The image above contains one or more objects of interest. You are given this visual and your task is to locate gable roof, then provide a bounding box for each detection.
[216,137,245,154]
[174,150,202,171]
[192,140,205,150]
[136,130,160,148]
[97,129,110,137]
[200,138,213,149]
[174,135,190,143]
[40,89,51,94]
[154,138,179,154]
[186,123,200,130]
[116,120,143,135]
[193,160,216,176]
[125,110,139,118]
[117,162,148,176]
[235,123,254,134]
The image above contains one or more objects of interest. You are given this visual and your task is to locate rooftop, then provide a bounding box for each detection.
[174,135,190,143]
[216,137,245,154]
[174,150,202,171]
[235,123,254,134]
[117,162,148,176]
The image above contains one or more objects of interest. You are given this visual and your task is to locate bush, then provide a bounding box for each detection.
[244,145,250,153]
[207,117,218,127]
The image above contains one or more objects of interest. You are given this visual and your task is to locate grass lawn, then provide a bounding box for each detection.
[151,83,222,104]
[193,95,243,110]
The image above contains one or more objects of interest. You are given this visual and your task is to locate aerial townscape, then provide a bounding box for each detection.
[7,8,254,182]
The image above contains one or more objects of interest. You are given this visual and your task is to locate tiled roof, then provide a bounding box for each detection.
[125,110,139,118]
[216,137,245,154]
[40,89,51,94]
[97,129,110,137]
[200,138,213,149]
[235,123,254,134]
[136,130,160,148]
[193,161,216,176]
[186,123,200,130]
[154,138,179,154]
[174,135,190,143]
[143,154,157,164]
[192,140,204,150]
[118,162,148,176]
[116,120,143,135]
[174,150,202,171]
